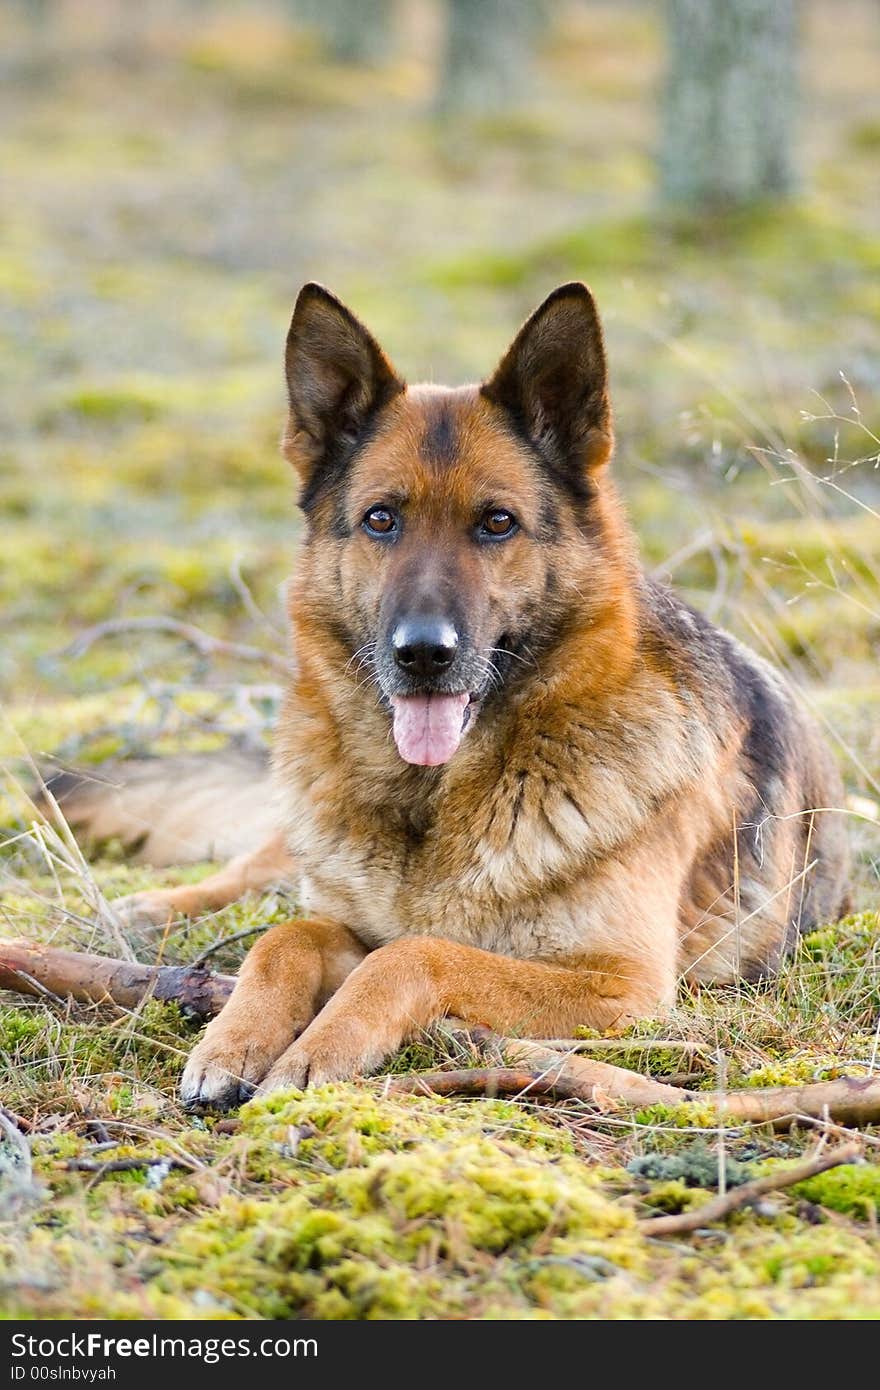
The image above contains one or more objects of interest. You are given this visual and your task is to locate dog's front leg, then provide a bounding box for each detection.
[180,917,367,1107]
[258,937,673,1091]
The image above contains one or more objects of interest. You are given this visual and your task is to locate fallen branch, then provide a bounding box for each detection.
[3,940,880,1128]
[60,616,291,676]
[502,1039,687,1109]
[492,1038,880,1130]
[0,938,233,1021]
[398,1033,880,1127]
[388,1068,594,1104]
[636,1141,863,1237]
[718,1081,880,1130]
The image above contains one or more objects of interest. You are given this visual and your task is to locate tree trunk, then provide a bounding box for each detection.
[437,0,547,114]
[660,0,797,208]
[290,0,393,66]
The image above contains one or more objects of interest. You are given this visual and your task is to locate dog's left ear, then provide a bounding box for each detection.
[282,283,404,488]
[482,283,613,486]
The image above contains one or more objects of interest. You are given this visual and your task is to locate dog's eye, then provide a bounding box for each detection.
[363,507,398,537]
[479,509,518,539]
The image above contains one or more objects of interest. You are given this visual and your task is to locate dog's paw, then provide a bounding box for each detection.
[110,891,178,933]
[179,1003,314,1110]
[180,1033,279,1110]
[256,1021,385,1094]
[254,1045,312,1095]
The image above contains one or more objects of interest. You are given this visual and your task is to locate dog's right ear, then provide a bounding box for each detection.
[482,283,613,492]
[282,284,404,490]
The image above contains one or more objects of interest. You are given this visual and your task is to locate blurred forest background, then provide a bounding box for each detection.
[1,0,878,822]
[1,0,880,1322]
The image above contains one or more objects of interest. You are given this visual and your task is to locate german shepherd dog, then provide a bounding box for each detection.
[54,283,849,1107]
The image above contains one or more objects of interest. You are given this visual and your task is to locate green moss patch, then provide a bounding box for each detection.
[793,1164,880,1221]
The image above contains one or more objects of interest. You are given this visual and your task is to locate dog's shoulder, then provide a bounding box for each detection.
[639,575,793,721]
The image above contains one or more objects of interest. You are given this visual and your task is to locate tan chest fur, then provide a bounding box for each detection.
[276,668,719,964]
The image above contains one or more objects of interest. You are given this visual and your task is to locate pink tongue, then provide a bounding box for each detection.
[390,693,469,766]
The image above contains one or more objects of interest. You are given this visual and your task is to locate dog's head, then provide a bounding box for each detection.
[283,282,627,767]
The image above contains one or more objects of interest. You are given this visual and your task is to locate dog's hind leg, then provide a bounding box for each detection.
[112,831,296,932]
[180,916,368,1108]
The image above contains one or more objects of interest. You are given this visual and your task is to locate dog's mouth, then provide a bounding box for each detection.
[390,691,478,767]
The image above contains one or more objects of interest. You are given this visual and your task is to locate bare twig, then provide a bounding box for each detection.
[60,616,291,675]
[189,924,271,967]
[637,1142,863,1237]
[229,556,285,642]
[500,1039,687,1109]
[1,966,67,1008]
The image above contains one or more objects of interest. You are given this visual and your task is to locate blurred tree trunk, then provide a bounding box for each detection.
[290,0,393,66]
[437,0,548,113]
[660,0,797,208]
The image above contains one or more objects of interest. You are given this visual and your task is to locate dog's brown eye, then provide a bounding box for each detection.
[363,507,398,537]
[480,509,518,539]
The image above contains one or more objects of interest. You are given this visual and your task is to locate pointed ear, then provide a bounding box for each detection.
[481,283,613,490]
[282,283,404,490]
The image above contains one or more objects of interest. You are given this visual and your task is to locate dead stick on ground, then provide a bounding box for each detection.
[4,940,880,1127]
[636,1142,863,1237]
[398,1034,880,1127]
[388,1068,595,1104]
[0,938,233,1021]
[503,1038,880,1129]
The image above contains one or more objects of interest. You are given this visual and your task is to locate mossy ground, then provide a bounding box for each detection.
[1,1,879,1320]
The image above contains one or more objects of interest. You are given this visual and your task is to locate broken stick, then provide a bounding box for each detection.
[636,1141,863,1237]
[0,937,233,1020]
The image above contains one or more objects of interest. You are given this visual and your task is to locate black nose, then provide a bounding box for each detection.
[392,617,459,678]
